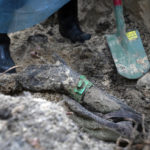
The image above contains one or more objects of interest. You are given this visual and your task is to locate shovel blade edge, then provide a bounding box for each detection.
[106,30,150,79]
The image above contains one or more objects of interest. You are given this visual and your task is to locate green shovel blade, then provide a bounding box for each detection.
[106,30,150,79]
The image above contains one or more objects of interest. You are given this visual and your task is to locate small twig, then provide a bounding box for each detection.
[66,112,74,115]
[142,114,146,135]
[0,65,22,76]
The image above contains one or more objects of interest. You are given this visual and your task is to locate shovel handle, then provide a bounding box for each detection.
[113,0,122,6]
[113,0,126,36]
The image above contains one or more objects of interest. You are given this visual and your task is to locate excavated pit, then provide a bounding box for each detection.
[9,3,150,124]
[0,0,150,149]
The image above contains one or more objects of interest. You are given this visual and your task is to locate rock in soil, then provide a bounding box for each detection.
[0,93,115,150]
[137,72,150,90]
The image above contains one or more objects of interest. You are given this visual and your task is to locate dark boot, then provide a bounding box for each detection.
[58,0,91,43]
[0,34,16,73]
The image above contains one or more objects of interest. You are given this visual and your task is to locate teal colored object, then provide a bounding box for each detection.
[0,0,70,33]
[69,75,93,102]
[106,0,150,79]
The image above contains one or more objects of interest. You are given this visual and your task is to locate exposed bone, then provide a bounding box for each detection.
[0,61,143,140]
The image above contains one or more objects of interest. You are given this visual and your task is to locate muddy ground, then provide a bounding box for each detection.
[3,3,150,149]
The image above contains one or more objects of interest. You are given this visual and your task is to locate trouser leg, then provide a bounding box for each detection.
[58,0,91,43]
[0,34,16,73]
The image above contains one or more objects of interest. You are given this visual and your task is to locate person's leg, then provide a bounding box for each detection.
[0,34,16,73]
[58,0,91,43]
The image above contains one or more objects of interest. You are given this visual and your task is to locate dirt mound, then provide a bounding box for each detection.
[0,93,114,150]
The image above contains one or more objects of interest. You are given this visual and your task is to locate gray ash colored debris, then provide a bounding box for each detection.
[0,93,114,150]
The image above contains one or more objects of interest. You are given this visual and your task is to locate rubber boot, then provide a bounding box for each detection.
[58,0,91,43]
[0,34,16,73]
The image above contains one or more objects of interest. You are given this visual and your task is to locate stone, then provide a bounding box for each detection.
[0,93,115,150]
[137,72,150,90]
[0,74,20,94]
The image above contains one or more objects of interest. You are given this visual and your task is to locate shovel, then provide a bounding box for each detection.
[106,0,150,79]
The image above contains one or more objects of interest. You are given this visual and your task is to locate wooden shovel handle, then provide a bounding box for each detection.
[113,0,122,6]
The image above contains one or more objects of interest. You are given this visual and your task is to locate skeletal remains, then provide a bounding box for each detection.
[0,56,144,142]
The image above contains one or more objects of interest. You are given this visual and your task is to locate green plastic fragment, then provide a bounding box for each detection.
[69,75,93,102]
